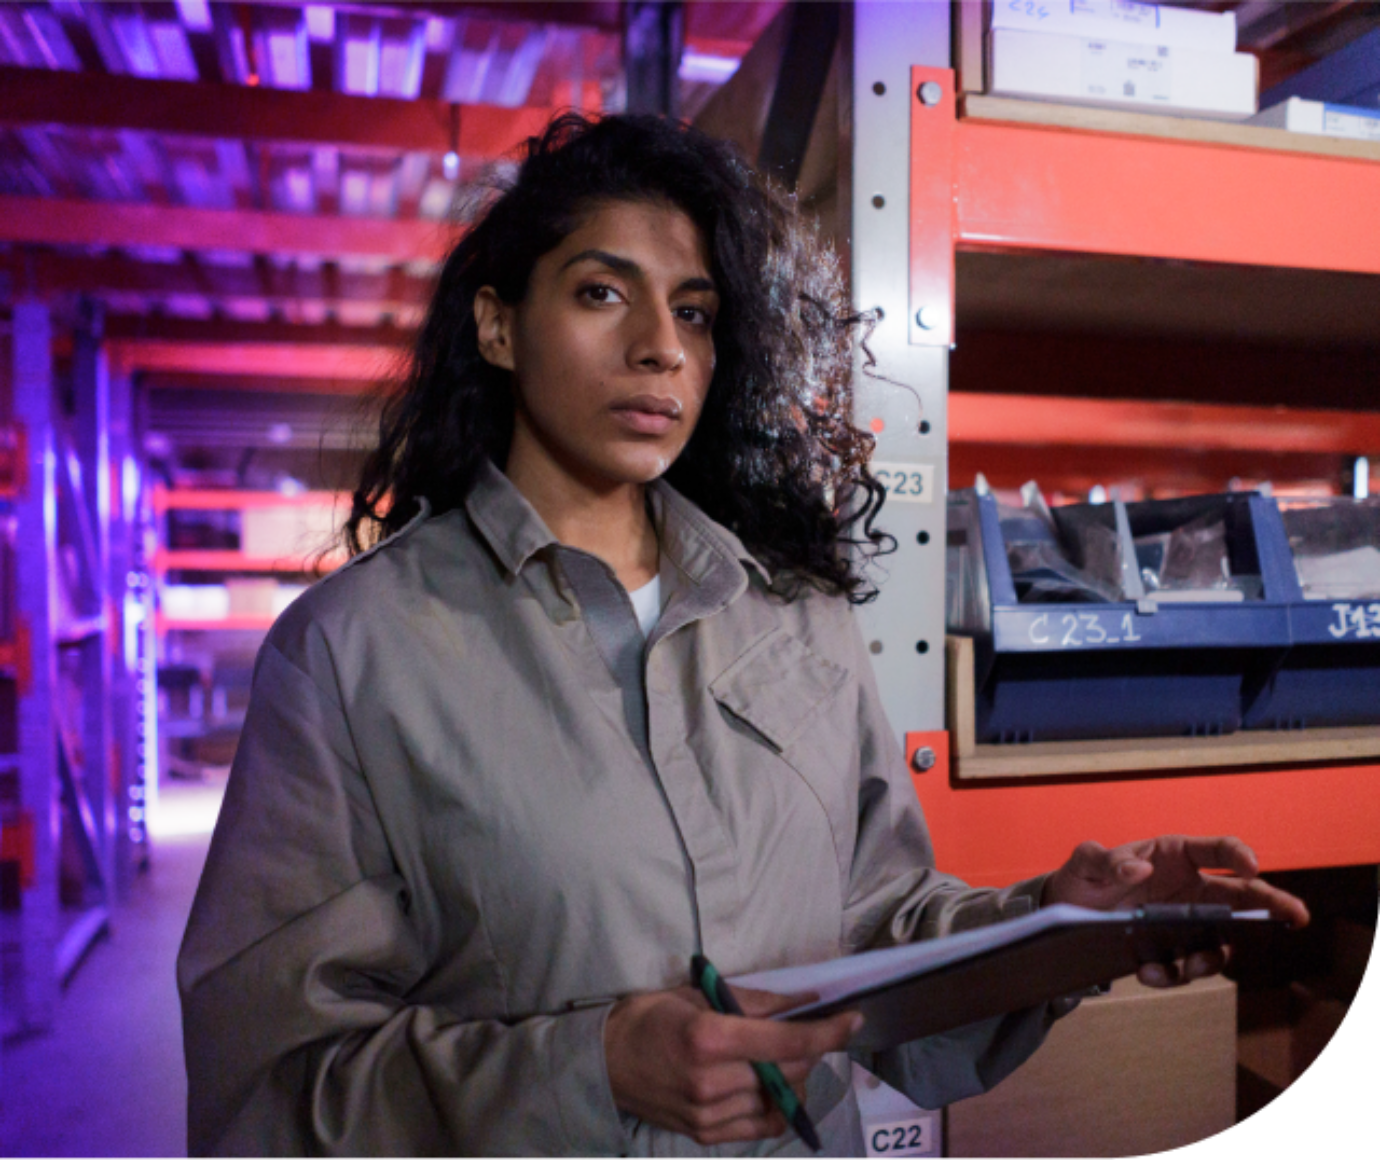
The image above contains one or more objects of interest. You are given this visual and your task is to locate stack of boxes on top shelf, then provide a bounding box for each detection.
[986,0,1256,120]
[228,503,337,619]
[1248,26,1380,143]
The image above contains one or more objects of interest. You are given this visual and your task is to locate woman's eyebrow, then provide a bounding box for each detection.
[561,249,716,294]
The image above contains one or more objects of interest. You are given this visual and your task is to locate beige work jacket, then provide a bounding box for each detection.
[178,462,1053,1157]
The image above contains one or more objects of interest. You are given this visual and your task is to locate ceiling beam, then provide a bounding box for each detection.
[0,65,554,156]
[0,195,457,261]
[1,249,433,312]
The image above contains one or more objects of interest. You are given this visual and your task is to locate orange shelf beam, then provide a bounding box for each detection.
[155,614,277,633]
[906,736,1380,887]
[153,550,343,574]
[949,392,1380,454]
[110,340,398,380]
[953,115,1380,276]
[152,488,346,514]
[0,64,553,157]
[0,194,455,263]
[908,67,1380,346]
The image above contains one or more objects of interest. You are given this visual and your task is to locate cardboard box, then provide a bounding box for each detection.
[946,974,1236,1157]
[1250,96,1380,142]
[240,503,339,559]
[987,27,1258,120]
[1238,980,1352,1091]
[225,578,279,617]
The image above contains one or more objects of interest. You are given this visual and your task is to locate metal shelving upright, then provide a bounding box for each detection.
[1,300,151,1037]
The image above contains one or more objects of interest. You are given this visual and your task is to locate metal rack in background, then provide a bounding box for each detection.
[2,300,153,1038]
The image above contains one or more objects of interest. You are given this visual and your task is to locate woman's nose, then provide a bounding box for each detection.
[627,302,685,373]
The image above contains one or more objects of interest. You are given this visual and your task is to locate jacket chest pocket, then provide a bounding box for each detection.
[708,629,858,883]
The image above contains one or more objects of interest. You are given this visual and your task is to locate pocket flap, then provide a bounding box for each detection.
[709,630,849,751]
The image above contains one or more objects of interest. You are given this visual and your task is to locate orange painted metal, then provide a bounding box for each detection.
[0,64,553,157]
[155,614,277,634]
[908,74,1380,878]
[953,115,1380,276]
[153,550,345,574]
[152,487,345,513]
[906,734,1380,886]
[0,423,20,499]
[0,809,37,890]
[908,67,957,347]
[108,340,398,381]
[950,392,1380,454]
[0,195,457,263]
[908,730,950,778]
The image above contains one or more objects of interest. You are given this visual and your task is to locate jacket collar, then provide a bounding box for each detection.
[462,458,771,591]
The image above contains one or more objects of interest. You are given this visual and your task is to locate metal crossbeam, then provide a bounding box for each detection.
[0,64,552,156]
[0,195,456,263]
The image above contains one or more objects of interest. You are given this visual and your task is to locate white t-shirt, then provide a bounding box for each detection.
[628,575,661,637]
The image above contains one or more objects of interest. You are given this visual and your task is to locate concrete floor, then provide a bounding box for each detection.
[0,780,222,1158]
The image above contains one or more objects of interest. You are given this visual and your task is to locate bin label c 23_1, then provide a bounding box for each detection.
[1028,610,1143,647]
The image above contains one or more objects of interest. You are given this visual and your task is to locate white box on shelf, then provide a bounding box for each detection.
[225,578,279,617]
[987,27,1258,120]
[240,503,340,560]
[1250,96,1380,143]
[161,584,230,621]
[991,0,1237,54]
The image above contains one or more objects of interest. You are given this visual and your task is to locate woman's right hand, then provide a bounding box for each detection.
[604,983,863,1147]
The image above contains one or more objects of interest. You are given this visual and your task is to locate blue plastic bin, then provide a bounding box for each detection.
[1243,497,1380,730]
[947,490,1295,744]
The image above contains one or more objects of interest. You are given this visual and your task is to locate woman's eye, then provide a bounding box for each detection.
[676,305,713,328]
[580,283,620,305]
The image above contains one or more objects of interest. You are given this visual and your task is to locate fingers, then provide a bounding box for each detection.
[1138,960,1180,987]
[1179,835,1259,878]
[1138,948,1225,988]
[734,985,820,1019]
[1104,843,1155,887]
[1064,840,1111,880]
[694,1006,862,1066]
[1064,839,1155,888]
[1189,873,1311,928]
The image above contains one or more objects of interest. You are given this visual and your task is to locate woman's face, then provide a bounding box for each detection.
[475,199,719,496]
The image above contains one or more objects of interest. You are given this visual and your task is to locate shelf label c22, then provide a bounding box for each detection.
[1327,602,1380,640]
[1028,610,1143,647]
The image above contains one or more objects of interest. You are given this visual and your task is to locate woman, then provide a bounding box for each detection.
[178,114,1306,1156]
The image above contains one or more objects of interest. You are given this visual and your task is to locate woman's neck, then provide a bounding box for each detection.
[505,454,659,591]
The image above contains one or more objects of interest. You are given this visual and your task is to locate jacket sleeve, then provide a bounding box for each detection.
[838,614,1061,1110]
[177,635,627,1157]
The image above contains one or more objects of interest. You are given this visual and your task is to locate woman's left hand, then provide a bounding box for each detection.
[1042,835,1310,987]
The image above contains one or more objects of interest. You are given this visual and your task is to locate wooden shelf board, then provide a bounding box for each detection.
[957,726,1380,780]
[960,95,1380,164]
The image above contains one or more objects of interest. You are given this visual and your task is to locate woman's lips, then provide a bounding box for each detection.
[610,395,681,436]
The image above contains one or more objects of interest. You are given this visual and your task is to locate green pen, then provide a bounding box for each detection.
[691,953,823,1153]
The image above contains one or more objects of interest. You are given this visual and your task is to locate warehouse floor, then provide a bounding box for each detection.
[0,780,223,1158]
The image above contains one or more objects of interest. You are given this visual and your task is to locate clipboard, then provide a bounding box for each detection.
[730,903,1289,1053]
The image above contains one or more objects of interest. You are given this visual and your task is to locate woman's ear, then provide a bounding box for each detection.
[474,287,516,371]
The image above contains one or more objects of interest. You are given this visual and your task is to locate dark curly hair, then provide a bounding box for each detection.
[345,112,892,603]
